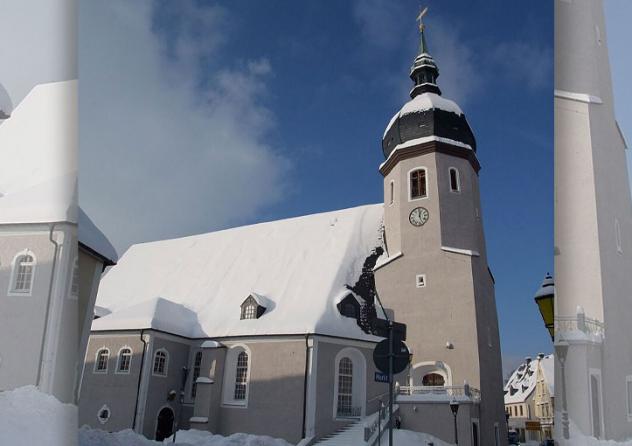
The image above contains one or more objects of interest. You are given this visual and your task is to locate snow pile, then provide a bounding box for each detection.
[93,204,385,341]
[78,427,294,446]
[389,429,454,446]
[0,386,78,446]
[556,418,632,446]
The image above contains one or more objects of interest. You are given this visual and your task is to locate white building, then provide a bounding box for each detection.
[555,0,632,441]
[0,81,117,404]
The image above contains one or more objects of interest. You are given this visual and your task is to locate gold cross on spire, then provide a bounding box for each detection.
[417,6,428,33]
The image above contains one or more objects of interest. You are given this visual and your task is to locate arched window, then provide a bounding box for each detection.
[117,347,132,373]
[422,373,445,386]
[337,357,354,417]
[191,351,203,398]
[222,346,251,406]
[234,351,249,400]
[153,349,168,376]
[333,348,366,419]
[389,180,394,205]
[94,348,109,373]
[449,168,460,192]
[10,251,36,294]
[410,169,427,200]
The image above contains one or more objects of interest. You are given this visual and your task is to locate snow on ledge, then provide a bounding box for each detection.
[373,251,403,271]
[380,136,472,170]
[555,89,603,104]
[441,246,480,257]
[201,340,224,349]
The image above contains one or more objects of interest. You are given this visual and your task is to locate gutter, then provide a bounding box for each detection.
[36,223,61,387]
[132,329,148,431]
[301,334,310,439]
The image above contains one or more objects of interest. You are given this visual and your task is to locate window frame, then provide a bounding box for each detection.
[116,346,133,374]
[408,167,429,202]
[416,274,426,288]
[191,351,203,399]
[152,348,169,377]
[221,345,252,408]
[94,348,110,374]
[449,167,461,193]
[389,180,395,205]
[332,347,366,420]
[8,250,37,296]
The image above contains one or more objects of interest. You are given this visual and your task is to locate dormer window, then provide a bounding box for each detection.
[240,294,267,320]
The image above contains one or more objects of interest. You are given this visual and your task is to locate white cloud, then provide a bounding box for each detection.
[490,42,553,90]
[0,0,76,105]
[79,1,290,254]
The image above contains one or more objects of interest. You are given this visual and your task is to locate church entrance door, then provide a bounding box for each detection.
[155,407,175,441]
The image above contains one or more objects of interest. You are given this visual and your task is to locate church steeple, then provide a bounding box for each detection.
[409,7,441,98]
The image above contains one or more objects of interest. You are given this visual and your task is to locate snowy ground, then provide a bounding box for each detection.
[555,417,632,446]
[0,386,78,446]
[389,429,454,446]
[79,427,294,446]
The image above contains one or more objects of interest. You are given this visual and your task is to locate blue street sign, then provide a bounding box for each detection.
[374,372,390,383]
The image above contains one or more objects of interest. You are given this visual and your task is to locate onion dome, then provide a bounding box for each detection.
[382,11,476,159]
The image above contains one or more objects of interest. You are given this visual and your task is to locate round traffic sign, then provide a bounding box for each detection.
[373,339,411,374]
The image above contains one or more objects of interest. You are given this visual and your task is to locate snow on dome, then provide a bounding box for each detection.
[0,81,77,225]
[534,273,555,298]
[79,208,118,265]
[0,82,13,119]
[93,204,385,341]
[383,92,463,138]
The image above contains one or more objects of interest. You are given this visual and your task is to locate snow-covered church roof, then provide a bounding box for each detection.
[504,354,553,404]
[0,81,77,225]
[92,204,385,340]
[0,81,118,264]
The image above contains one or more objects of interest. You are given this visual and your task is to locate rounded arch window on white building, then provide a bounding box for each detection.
[221,345,251,407]
[94,348,110,373]
[152,349,169,377]
[333,348,366,419]
[9,250,36,295]
[117,347,133,373]
[411,361,452,387]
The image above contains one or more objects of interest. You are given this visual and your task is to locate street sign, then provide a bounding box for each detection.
[373,339,411,374]
[374,371,390,383]
[372,319,407,342]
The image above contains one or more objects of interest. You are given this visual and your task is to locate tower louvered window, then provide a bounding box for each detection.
[410,169,427,199]
[234,352,249,400]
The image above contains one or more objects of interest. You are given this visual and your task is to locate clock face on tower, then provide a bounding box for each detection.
[409,207,429,226]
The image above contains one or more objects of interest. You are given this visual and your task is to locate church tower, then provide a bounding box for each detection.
[374,11,507,444]
[555,0,632,440]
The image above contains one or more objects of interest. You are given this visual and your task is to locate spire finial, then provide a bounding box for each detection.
[416,6,429,54]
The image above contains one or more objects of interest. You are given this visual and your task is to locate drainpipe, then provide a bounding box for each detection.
[133,329,148,431]
[301,334,310,439]
[36,223,61,387]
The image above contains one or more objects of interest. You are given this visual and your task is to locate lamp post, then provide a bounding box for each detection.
[450,399,459,445]
[534,273,555,341]
[555,340,570,440]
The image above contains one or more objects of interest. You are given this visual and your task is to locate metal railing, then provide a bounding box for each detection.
[336,406,362,418]
[555,315,605,337]
[398,385,481,401]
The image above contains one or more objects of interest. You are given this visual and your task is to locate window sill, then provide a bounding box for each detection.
[7,291,33,297]
[408,196,428,202]
[221,401,248,409]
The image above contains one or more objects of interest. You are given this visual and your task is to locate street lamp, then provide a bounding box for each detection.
[555,340,570,440]
[534,273,555,341]
[450,399,459,445]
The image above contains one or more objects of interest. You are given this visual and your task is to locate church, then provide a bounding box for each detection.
[78,15,507,446]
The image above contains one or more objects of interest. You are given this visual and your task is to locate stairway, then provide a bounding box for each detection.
[312,420,365,445]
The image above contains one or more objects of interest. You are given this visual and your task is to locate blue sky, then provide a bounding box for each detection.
[78,0,553,375]
[605,0,632,185]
